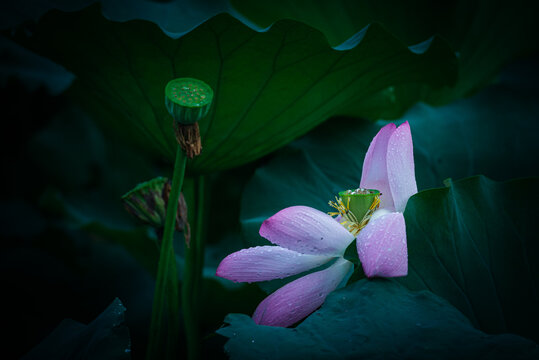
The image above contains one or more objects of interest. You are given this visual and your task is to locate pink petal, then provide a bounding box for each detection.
[360,123,396,211]
[215,246,332,283]
[356,211,408,278]
[259,206,354,256]
[386,121,418,212]
[252,258,353,327]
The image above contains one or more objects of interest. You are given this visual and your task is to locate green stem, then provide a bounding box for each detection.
[193,176,206,322]
[146,146,186,360]
[182,175,205,360]
[165,249,180,358]
[182,240,197,360]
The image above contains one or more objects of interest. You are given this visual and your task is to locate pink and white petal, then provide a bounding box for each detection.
[386,121,418,213]
[356,211,407,278]
[252,258,353,327]
[360,123,396,211]
[259,206,354,256]
[216,246,332,283]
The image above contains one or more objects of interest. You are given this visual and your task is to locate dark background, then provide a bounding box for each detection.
[1,1,538,359]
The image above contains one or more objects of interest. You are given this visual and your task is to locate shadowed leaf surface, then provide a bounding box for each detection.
[231,0,539,114]
[218,280,538,359]
[398,176,539,341]
[22,298,131,360]
[12,5,456,172]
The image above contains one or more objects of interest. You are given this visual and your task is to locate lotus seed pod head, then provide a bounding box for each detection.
[165,78,214,125]
[339,188,380,222]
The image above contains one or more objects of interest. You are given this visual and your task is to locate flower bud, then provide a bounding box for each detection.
[122,177,190,239]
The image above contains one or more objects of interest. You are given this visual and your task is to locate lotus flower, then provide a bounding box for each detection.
[216,121,417,327]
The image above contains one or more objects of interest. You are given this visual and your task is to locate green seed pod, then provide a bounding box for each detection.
[329,188,381,235]
[165,78,213,125]
[339,188,380,221]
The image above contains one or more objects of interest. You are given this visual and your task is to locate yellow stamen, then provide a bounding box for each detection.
[328,194,380,236]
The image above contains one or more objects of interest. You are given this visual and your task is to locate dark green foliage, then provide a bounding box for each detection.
[12,5,456,172]
[231,0,539,109]
[400,176,539,341]
[218,280,539,359]
[22,298,131,360]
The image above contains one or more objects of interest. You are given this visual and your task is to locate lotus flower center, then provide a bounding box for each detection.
[328,188,381,236]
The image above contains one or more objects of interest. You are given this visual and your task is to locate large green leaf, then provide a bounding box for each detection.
[398,176,539,340]
[231,0,539,115]
[12,5,456,172]
[217,279,538,359]
[239,65,539,340]
[230,0,449,47]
